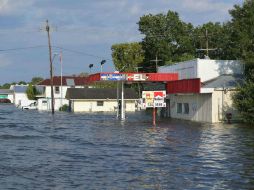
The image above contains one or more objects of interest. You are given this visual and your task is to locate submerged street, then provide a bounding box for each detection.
[0,104,253,189]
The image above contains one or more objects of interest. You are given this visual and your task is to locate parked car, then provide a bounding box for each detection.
[0,99,11,103]
[22,102,37,110]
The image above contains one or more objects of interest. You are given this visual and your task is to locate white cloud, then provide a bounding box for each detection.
[0,0,34,16]
[181,0,232,13]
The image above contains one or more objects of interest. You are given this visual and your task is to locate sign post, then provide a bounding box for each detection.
[142,91,166,126]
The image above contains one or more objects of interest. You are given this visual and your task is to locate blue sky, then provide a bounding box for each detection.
[0,0,243,84]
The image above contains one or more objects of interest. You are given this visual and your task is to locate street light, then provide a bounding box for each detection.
[100,60,106,73]
[89,64,93,73]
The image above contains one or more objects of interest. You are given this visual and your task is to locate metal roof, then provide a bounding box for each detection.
[202,74,244,89]
[66,88,138,100]
[13,86,28,93]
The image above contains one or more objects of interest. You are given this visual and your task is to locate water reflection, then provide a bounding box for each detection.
[0,105,253,189]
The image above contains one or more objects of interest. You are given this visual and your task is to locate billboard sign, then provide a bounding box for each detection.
[142,91,166,108]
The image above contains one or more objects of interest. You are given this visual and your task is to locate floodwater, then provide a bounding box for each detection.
[0,104,254,190]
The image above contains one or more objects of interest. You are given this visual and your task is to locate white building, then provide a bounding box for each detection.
[37,76,89,111]
[66,88,138,112]
[11,85,36,107]
[158,58,243,82]
[159,59,244,123]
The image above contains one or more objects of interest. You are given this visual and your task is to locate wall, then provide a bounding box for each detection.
[211,90,238,122]
[158,59,243,82]
[197,59,243,82]
[14,93,35,107]
[7,94,14,103]
[37,98,69,111]
[168,93,213,123]
[72,99,136,112]
[158,59,198,80]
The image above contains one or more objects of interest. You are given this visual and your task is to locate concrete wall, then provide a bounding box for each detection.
[158,59,243,82]
[72,99,136,112]
[168,93,213,123]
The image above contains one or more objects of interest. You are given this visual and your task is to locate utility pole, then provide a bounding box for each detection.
[196,29,217,58]
[45,20,55,114]
[150,53,162,72]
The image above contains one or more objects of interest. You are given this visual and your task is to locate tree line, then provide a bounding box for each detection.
[111,0,254,124]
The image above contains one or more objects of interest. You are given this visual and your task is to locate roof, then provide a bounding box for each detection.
[66,88,138,100]
[38,76,89,86]
[202,74,244,89]
[13,85,28,93]
[0,89,13,94]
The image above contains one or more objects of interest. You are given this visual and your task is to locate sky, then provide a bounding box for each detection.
[0,0,244,84]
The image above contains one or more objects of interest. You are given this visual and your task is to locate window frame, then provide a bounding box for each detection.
[177,103,182,114]
[183,103,189,114]
[55,86,60,94]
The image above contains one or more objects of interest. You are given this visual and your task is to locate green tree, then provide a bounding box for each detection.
[233,78,254,125]
[138,10,195,71]
[18,81,27,85]
[26,83,38,100]
[228,0,254,75]
[0,83,11,89]
[31,77,44,85]
[111,42,144,72]
[194,22,231,59]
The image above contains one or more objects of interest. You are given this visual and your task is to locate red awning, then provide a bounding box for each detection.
[167,78,201,94]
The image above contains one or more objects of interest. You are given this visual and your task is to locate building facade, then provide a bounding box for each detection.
[159,59,243,123]
[66,88,138,112]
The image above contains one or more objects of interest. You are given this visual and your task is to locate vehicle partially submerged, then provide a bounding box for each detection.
[22,102,37,110]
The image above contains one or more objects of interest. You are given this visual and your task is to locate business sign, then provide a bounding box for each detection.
[142,91,166,108]
[100,73,126,81]
[127,73,148,81]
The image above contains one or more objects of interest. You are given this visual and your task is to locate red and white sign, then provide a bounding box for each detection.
[142,91,166,108]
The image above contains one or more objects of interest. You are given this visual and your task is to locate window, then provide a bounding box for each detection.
[97,101,104,106]
[177,103,182,114]
[55,86,60,94]
[42,100,47,105]
[183,103,189,114]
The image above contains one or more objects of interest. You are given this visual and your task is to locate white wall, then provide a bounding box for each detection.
[158,59,198,80]
[168,93,213,123]
[197,59,243,82]
[72,99,136,112]
[158,59,243,82]
[14,93,36,107]
[37,85,84,111]
[37,98,69,111]
[7,94,14,103]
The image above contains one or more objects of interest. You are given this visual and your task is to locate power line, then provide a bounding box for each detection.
[53,46,112,61]
[0,45,47,52]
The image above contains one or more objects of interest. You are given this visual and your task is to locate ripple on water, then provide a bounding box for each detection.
[0,104,254,189]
